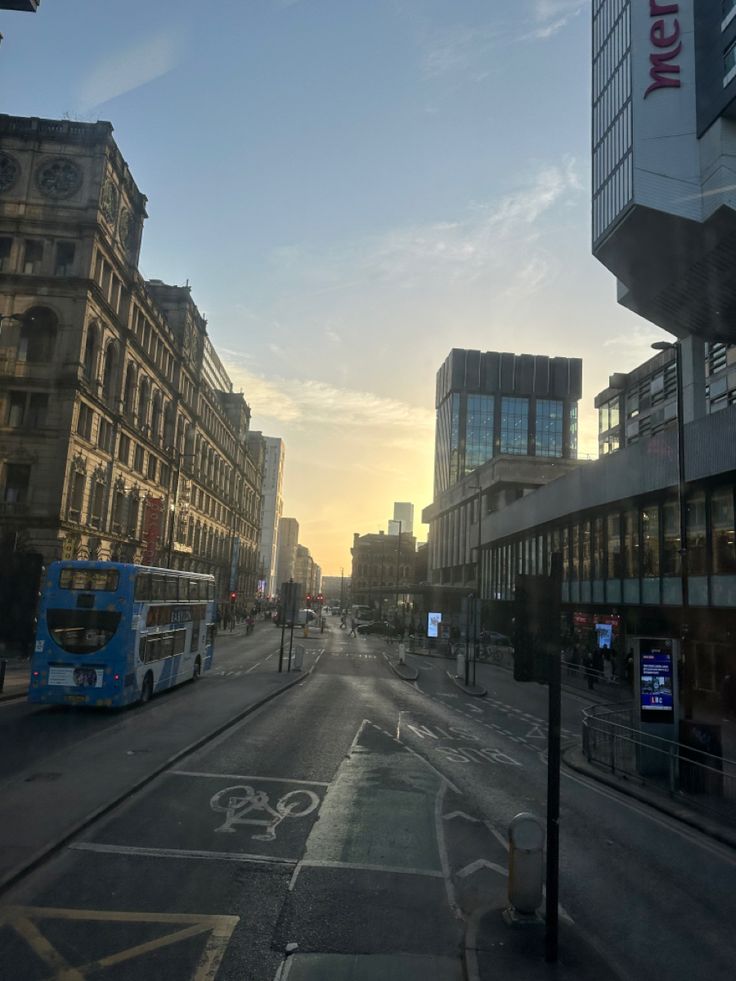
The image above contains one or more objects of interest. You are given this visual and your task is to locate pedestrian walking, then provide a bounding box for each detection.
[349,617,357,638]
[584,651,596,690]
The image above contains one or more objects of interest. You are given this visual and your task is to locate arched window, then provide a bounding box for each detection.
[123,363,136,419]
[18,306,58,363]
[137,376,150,430]
[102,342,118,406]
[83,323,99,381]
[150,391,162,444]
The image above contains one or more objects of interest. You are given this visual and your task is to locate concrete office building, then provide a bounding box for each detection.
[480,341,736,726]
[423,349,583,591]
[255,435,284,598]
[592,0,736,344]
[275,516,299,590]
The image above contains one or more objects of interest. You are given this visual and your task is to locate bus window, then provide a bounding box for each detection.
[60,568,119,591]
[134,574,151,601]
[174,629,186,655]
[187,580,200,601]
[191,620,201,651]
[207,580,215,600]
[47,609,121,654]
[165,576,178,601]
[151,575,166,601]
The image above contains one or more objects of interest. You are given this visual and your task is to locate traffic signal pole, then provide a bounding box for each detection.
[545,646,561,963]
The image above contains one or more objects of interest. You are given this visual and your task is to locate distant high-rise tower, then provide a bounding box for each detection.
[391,502,414,537]
[275,517,299,590]
[256,436,285,597]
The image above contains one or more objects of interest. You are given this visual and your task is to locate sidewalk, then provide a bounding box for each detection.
[466,906,622,981]
[0,657,30,701]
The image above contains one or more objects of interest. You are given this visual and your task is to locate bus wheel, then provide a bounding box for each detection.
[140,673,153,705]
[192,657,201,681]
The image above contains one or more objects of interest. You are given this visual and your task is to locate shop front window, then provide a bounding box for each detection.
[711,487,736,574]
[624,510,638,578]
[641,506,660,577]
[686,492,707,576]
[662,499,681,576]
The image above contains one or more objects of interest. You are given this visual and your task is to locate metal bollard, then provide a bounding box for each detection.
[398,643,406,665]
[456,652,465,679]
[508,812,545,915]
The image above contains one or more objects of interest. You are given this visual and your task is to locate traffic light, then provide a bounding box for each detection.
[305,594,312,608]
[230,591,237,603]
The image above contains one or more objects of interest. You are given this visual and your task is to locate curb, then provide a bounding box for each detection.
[0,667,311,896]
[563,746,736,852]
[384,654,419,682]
[0,689,27,703]
[446,670,487,698]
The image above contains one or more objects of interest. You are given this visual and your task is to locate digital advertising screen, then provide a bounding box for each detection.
[427,612,442,638]
[640,644,674,723]
[595,623,613,649]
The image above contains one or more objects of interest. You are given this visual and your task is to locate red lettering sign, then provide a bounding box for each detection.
[644,2,681,99]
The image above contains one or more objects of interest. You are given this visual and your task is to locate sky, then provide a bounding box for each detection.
[0,0,666,575]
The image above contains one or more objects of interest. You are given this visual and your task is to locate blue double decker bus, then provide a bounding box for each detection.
[28,561,216,708]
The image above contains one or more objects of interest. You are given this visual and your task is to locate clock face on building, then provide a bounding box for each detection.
[0,152,20,193]
[118,208,136,251]
[35,157,83,199]
[100,179,119,225]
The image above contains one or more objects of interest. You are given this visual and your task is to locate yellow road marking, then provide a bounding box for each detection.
[10,915,85,981]
[0,906,239,980]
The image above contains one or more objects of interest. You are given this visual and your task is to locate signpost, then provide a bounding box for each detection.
[279,580,301,673]
[512,553,562,963]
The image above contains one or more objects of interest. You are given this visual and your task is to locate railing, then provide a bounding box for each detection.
[582,702,736,824]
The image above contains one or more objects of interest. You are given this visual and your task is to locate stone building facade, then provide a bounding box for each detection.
[0,115,264,618]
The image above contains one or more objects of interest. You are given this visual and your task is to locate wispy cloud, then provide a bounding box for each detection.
[77,30,184,111]
[269,158,583,298]
[528,1,587,40]
[222,359,434,441]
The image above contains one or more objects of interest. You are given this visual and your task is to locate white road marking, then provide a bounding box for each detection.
[456,858,508,879]
[171,771,329,787]
[435,781,462,919]
[299,858,445,878]
[245,661,263,674]
[69,842,297,866]
[443,811,481,823]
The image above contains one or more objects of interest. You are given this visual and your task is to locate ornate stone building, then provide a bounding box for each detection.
[0,115,264,630]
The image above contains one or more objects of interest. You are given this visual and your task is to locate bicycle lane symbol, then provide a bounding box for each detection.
[209,785,320,842]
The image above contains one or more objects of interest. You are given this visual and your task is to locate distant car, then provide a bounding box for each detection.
[356,620,400,636]
[274,608,317,627]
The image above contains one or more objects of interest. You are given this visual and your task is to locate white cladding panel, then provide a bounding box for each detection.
[630,0,700,221]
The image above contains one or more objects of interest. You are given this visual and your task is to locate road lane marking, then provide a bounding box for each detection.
[0,906,239,981]
[457,859,508,879]
[69,842,298,865]
[299,859,445,878]
[245,660,264,673]
[443,811,480,823]
[435,781,462,919]
[171,771,329,787]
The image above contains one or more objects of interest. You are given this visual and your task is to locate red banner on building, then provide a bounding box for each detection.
[141,495,164,566]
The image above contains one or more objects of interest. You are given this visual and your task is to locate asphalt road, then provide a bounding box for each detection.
[0,623,734,980]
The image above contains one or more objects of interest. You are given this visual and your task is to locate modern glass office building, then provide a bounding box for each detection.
[425,350,582,590]
[433,350,582,496]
